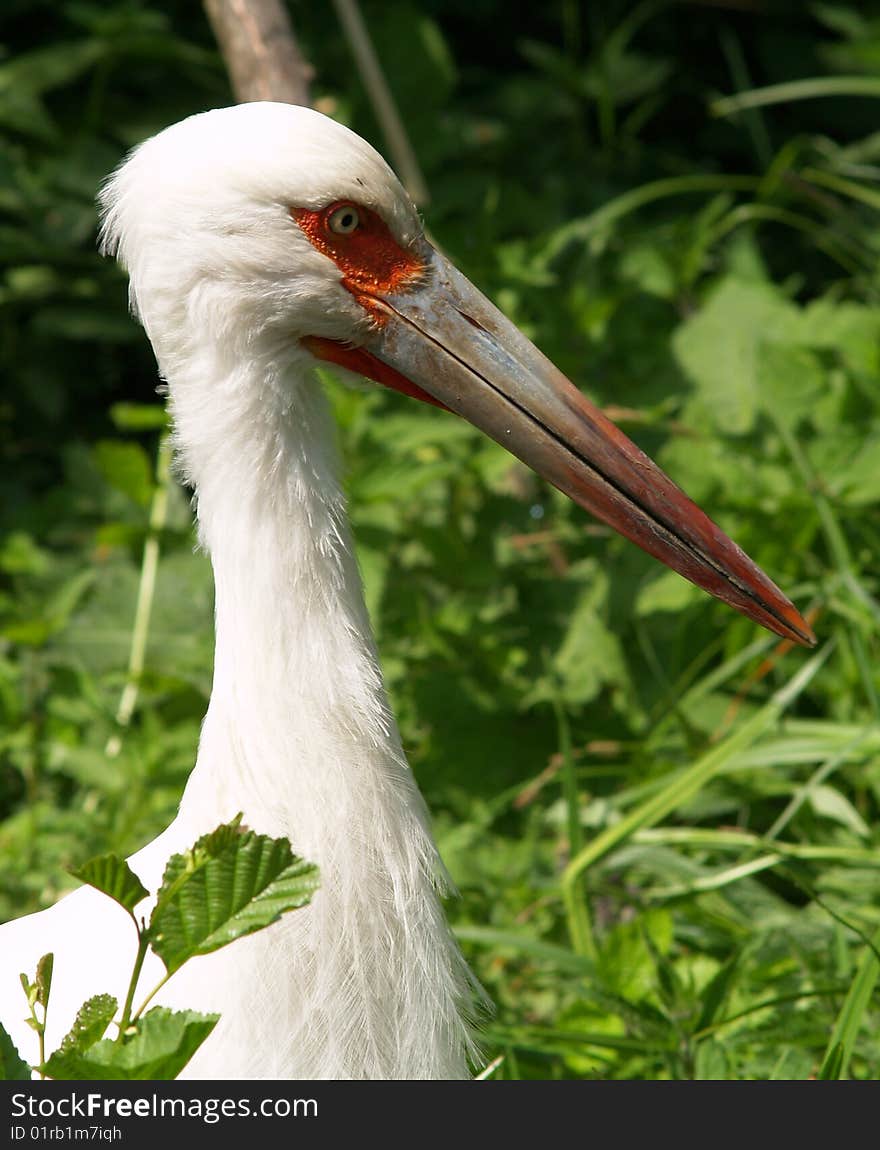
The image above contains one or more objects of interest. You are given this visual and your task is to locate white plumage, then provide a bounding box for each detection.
[0,101,813,1081]
[1,103,474,1080]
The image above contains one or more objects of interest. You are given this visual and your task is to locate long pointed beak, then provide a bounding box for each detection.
[332,243,815,647]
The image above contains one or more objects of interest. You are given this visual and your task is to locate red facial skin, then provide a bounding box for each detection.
[292,202,446,407]
[291,202,423,301]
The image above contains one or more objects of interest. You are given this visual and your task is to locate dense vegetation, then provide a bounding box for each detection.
[1,0,879,1079]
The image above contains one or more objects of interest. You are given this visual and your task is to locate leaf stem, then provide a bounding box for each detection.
[117,933,150,1041]
[711,76,880,118]
[132,972,172,1023]
[105,432,173,758]
[819,924,880,1079]
[553,698,596,959]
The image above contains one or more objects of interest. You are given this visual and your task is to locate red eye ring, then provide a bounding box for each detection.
[292,202,424,305]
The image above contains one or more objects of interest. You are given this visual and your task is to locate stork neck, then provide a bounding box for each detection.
[174,357,413,854]
[158,354,473,1080]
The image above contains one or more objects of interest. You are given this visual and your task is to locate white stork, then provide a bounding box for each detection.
[0,102,814,1080]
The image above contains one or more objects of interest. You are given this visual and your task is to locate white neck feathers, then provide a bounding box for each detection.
[158,352,475,1079]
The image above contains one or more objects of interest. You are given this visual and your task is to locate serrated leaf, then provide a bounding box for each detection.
[55,994,118,1056]
[147,820,320,975]
[756,342,825,429]
[35,953,53,1009]
[672,277,804,434]
[70,854,149,917]
[0,1021,31,1080]
[42,1008,217,1081]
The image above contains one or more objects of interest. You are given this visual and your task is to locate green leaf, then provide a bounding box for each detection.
[801,298,880,376]
[42,1008,217,1081]
[93,441,154,507]
[70,854,149,918]
[584,48,673,106]
[555,1004,628,1075]
[809,785,870,838]
[828,430,880,507]
[695,953,741,1032]
[19,972,36,1009]
[0,40,106,98]
[547,571,627,707]
[672,277,804,434]
[0,88,55,141]
[35,953,53,1010]
[818,1041,845,1081]
[636,568,700,617]
[812,2,868,39]
[756,342,825,429]
[596,909,673,1004]
[0,532,51,576]
[54,995,118,1056]
[694,1037,731,1080]
[0,1022,31,1080]
[109,402,169,432]
[54,550,214,690]
[147,819,320,975]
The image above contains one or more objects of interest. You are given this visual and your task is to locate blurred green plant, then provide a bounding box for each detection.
[1,0,879,1080]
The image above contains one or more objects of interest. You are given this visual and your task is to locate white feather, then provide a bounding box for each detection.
[0,103,477,1080]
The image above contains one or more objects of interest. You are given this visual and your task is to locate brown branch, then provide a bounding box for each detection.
[203,0,313,106]
[331,0,429,205]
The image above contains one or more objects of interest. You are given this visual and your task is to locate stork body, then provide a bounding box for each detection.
[2,358,472,1078]
[0,103,813,1080]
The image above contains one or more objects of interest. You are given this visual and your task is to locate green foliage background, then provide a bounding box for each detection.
[1,0,879,1079]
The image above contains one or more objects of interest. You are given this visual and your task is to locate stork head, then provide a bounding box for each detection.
[99,102,814,647]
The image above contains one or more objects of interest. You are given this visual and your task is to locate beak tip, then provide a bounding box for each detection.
[799,624,819,649]
[780,606,817,649]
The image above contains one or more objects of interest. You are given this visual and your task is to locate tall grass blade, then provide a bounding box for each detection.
[561,646,831,950]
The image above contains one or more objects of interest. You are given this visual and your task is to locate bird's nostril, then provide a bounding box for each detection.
[454,307,487,333]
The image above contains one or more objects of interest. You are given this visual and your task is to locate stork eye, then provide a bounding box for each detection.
[327,205,361,235]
